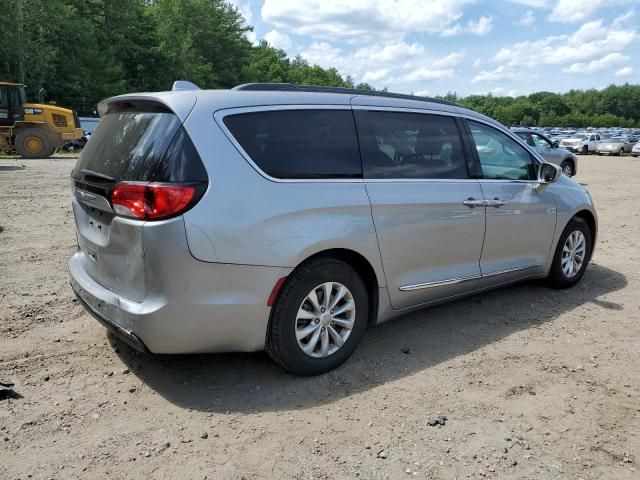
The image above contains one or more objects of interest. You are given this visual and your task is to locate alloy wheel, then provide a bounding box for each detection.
[295,282,355,358]
[561,230,586,278]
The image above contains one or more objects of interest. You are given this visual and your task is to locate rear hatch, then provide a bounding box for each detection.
[70,99,208,301]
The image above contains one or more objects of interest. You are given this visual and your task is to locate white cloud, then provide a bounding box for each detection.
[472,65,529,83]
[413,90,431,97]
[549,0,633,24]
[516,10,536,27]
[615,66,634,77]
[262,0,473,41]
[467,16,493,36]
[612,9,635,28]
[431,51,465,69]
[493,20,638,68]
[362,68,393,83]
[507,0,550,7]
[263,29,292,50]
[472,58,482,68]
[441,16,493,37]
[301,40,464,88]
[397,67,454,83]
[440,24,463,37]
[563,52,628,74]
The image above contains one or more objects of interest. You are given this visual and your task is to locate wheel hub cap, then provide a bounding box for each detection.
[25,136,42,153]
[561,230,586,278]
[295,282,356,358]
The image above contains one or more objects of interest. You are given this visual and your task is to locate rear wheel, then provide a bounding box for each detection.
[267,258,368,375]
[15,128,54,159]
[560,160,574,176]
[546,217,592,289]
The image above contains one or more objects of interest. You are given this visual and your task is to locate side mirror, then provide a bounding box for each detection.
[552,140,559,148]
[538,163,561,183]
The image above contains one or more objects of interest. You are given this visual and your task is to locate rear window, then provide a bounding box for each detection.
[223,109,362,179]
[72,110,207,184]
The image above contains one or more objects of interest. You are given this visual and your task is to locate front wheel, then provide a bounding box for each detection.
[267,258,368,375]
[546,217,593,289]
[560,160,574,177]
[581,145,588,155]
[618,149,624,156]
[15,128,55,159]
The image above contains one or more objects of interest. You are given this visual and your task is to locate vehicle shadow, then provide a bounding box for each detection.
[0,165,26,171]
[112,263,626,413]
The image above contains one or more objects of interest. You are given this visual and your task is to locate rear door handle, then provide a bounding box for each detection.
[462,198,487,208]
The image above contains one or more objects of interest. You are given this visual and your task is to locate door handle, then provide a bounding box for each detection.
[462,198,487,208]
[485,198,506,208]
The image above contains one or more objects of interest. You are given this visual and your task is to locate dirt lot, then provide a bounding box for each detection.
[1,155,639,479]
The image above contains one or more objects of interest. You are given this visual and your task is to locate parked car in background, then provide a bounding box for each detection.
[595,136,638,156]
[512,127,577,176]
[68,83,598,375]
[560,132,600,154]
[632,142,640,157]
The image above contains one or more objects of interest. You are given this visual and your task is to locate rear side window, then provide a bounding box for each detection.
[223,110,361,179]
[72,109,207,184]
[354,110,469,179]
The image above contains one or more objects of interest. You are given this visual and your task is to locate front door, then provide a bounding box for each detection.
[354,108,486,309]
[466,120,557,284]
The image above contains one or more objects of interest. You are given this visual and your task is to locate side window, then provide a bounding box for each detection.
[8,87,21,110]
[595,134,600,141]
[223,110,361,179]
[532,133,551,147]
[354,110,468,179]
[515,131,535,146]
[0,87,8,109]
[468,121,536,181]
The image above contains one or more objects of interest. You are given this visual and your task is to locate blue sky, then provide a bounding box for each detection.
[231,0,639,97]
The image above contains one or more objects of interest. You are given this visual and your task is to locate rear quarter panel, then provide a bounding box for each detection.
[180,103,386,286]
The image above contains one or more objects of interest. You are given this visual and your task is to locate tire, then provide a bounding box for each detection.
[266,258,368,375]
[546,217,593,289]
[618,149,624,157]
[560,160,574,177]
[15,128,54,159]
[581,145,588,155]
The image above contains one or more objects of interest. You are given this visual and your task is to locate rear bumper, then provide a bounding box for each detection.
[68,218,293,353]
[71,280,149,352]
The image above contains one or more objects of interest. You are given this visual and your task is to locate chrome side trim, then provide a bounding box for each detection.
[481,263,541,278]
[399,274,481,291]
[399,263,541,291]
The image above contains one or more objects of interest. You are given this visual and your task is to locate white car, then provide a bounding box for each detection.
[560,133,600,154]
[632,142,640,157]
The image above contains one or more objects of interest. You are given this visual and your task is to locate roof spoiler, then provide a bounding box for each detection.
[172,80,201,91]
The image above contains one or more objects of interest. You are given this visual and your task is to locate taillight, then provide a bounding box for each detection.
[111,182,198,220]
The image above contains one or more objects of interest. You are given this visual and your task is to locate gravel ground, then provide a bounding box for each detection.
[0,155,639,480]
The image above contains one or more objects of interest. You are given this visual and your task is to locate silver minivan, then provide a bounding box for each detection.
[69,83,597,375]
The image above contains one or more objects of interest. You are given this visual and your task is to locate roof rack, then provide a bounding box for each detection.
[232,83,460,107]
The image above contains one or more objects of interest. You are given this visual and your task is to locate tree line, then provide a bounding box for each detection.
[440,86,640,128]
[1,0,638,127]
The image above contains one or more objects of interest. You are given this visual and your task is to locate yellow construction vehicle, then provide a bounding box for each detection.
[0,81,83,158]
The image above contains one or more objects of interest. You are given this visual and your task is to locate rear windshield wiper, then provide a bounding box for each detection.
[80,169,115,183]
